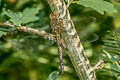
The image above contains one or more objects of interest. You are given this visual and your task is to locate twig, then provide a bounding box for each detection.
[17,26,55,41]
[0,22,55,41]
[89,60,104,73]
[67,0,73,8]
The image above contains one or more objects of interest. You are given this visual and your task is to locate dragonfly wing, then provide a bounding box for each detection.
[73,16,96,31]
[85,33,99,42]
[79,31,99,43]
[74,16,98,42]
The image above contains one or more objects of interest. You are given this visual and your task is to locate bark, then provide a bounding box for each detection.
[47,0,96,80]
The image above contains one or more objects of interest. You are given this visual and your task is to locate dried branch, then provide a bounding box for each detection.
[0,22,55,41]
[47,0,96,80]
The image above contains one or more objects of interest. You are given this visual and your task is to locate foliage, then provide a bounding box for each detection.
[103,31,120,55]
[0,31,7,37]
[0,0,119,80]
[47,71,58,80]
[103,31,120,73]
[3,7,41,26]
[0,25,16,37]
[73,0,117,15]
[103,50,120,72]
[0,0,1,6]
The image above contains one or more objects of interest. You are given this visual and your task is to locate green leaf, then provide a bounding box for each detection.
[110,64,120,72]
[0,31,7,37]
[20,7,40,24]
[73,0,117,15]
[0,56,20,72]
[0,27,16,37]
[47,71,58,80]
[0,27,16,32]
[103,50,120,72]
[4,11,22,26]
[117,76,120,80]
[103,50,115,62]
[0,0,1,6]
[4,7,41,26]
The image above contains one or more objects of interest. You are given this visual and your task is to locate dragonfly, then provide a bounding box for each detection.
[20,16,99,48]
[49,12,64,75]
[10,15,98,75]
[41,16,98,44]
[47,15,98,75]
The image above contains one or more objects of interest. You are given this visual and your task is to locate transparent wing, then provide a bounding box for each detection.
[73,16,99,42]
[79,33,99,42]
[9,25,54,51]
[18,16,99,51]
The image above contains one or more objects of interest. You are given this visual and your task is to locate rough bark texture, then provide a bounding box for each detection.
[47,0,96,80]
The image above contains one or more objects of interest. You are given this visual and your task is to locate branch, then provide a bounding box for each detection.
[0,22,55,41]
[89,60,104,73]
[47,0,96,80]
[66,0,73,8]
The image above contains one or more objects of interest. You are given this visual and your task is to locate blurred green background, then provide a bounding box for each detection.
[0,0,120,80]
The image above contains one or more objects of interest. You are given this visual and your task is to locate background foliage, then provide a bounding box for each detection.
[0,0,120,80]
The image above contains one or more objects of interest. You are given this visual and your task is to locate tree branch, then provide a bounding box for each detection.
[0,22,55,41]
[66,0,73,8]
[47,0,96,80]
[89,60,104,73]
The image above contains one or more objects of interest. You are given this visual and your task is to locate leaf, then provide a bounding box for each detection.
[0,27,16,37]
[4,11,22,26]
[103,50,120,72]
[117,76,120,80]
[4,7,41,26]
[20,7,40,24]
[0,31,7,37]
[110,63,120,72]
[103,50,115,62]
[73,0,117,15]
[103,31,120,54]
[0,56,19,71]
[47,71,58,80]
[0,27,16,32]
[0,0,1,6]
